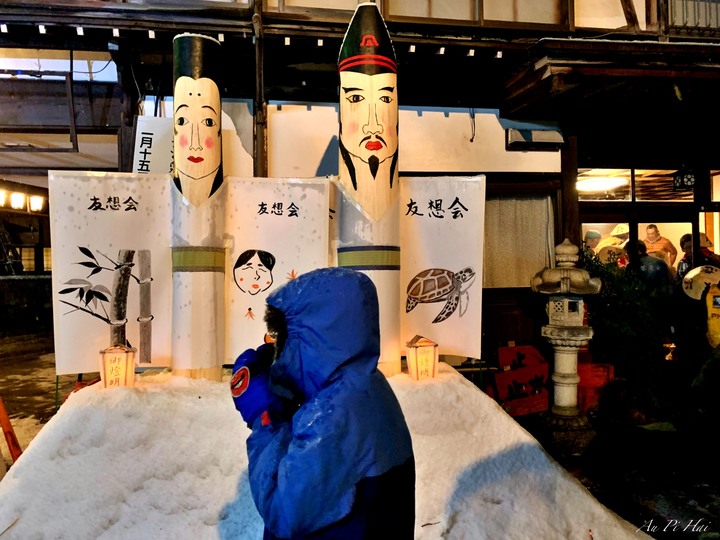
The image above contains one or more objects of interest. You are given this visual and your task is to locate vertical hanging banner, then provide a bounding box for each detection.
[400,176,486,358]
[133,116,174,176]
[225,178,329,361]
[172,33,224,208]
[48,171,173,375]
[171,33,227,381]
[338,2,399,222]
[337,3,402,375]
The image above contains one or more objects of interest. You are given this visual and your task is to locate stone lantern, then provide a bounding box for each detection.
[531,239,602,437]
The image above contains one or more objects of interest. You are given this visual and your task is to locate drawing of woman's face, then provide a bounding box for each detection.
[173,76,221,189]
[234,252,274,295]
[339,70,398,166]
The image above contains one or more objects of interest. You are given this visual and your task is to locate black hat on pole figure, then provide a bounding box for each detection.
[173,32,222,86]
[338,2,396,75]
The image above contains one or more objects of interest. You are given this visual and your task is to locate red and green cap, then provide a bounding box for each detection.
[338,2,396,75]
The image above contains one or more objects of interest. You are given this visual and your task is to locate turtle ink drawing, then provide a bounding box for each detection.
[405,267,476,323]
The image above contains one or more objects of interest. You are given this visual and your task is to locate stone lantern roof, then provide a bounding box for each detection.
[530,238,602,296]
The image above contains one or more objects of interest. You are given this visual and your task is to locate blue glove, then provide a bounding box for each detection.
[230,344,278,428]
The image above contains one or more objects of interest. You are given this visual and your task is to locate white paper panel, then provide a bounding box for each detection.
[49,171,173,375]
[224,177,329,363]
[400,176,486,358]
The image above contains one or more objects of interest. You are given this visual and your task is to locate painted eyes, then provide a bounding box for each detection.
[345,94,393,104]
[175,116,217,127]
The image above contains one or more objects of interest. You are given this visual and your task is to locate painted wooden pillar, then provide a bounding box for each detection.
[337,2,401,376]
[171,33,226,381]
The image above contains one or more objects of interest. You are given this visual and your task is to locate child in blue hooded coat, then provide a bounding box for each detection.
[230,267,416,539]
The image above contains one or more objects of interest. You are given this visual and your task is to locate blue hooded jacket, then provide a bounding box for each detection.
[245,267,415,539]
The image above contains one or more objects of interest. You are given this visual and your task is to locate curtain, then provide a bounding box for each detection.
[483,196,555,287]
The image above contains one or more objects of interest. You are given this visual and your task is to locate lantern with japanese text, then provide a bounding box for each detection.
[99,346,136,388]
[406,335,438,381]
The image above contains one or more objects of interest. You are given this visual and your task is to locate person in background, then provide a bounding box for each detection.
[624,239,673,295]
[624,239,674,342]
[230,267,416,540]
[675,232,720,284]
[675,233,694,283]
[583,229,602,254]
[596,223,630,251]
[644,224,678,266]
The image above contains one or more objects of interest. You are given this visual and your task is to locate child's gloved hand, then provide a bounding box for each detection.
[230,343,278,428]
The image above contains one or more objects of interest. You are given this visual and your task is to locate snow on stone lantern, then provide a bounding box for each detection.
[531,239,601,428]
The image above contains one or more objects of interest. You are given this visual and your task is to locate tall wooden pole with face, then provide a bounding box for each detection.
[336,3,402,376]
[171,33,227,380]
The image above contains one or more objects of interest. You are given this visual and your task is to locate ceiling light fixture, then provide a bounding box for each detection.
[576,177,629,192]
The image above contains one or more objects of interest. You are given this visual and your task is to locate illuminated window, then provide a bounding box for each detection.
[20,247,34,272]
[44,247,52,271]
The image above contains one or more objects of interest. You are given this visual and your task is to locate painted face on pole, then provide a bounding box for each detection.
[233,249,276,296]
[172,33,223,207]
[338,3,398,221]
[340,71,398,171]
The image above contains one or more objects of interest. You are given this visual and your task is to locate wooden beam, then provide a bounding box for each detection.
[620,0,640,32]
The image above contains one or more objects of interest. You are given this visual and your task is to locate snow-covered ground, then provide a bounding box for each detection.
[0,363,648,539]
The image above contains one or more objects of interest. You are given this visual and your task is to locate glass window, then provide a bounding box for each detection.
[583,222,691,276]
[635,170,693,202]
[578,169,694,202]
[388,0,475,20]
[484,0,561,24]
[575,0,648,31]
[20,247,34,272]
[710,171,720,202]
[265,0,357,11]
[44,247,52,271]
[577,169,630,201]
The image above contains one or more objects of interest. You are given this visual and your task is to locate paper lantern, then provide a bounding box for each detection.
[406,335,438,381]
[99,346,136,388]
